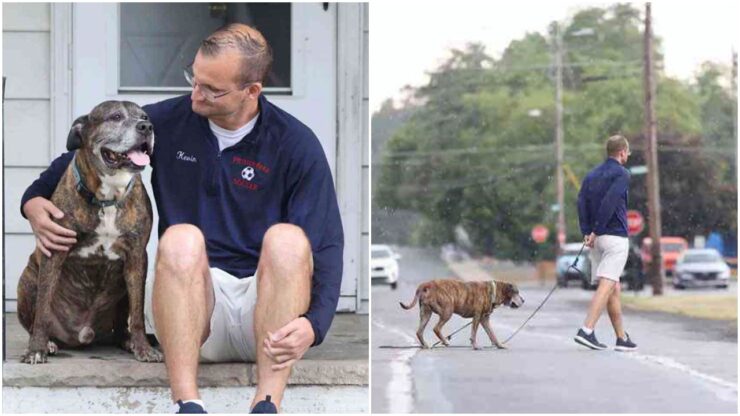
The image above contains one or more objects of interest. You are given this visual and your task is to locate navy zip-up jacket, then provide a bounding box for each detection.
[20,94,344,346]
[577,158,630,237]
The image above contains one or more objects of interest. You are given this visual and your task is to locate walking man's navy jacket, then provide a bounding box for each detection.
[577,158,630,237]
[20,94,344,346]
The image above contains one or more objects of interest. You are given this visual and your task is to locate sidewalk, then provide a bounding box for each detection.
[446,257,537,283]
[3,312,368,413]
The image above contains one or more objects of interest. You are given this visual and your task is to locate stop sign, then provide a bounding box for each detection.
[627,210,644,236]
[531,225,549,243]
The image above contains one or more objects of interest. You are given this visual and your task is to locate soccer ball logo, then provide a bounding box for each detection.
[241,166,255,181]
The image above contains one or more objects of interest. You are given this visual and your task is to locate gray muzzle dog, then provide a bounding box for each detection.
[17,100,161,364]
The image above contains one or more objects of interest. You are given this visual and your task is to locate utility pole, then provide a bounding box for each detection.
[553,22,566,254]
[732,50,737,149]
[732,50,737,96]
[643,3,664,295]
[733,50,737,182]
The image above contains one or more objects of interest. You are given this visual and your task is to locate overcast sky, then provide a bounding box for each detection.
[369,0,739,112]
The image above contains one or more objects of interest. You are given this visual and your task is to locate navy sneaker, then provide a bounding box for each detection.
[176,400,207,414]
[615,332,638,352]
[574,328,607,350]
[251,395,277,414]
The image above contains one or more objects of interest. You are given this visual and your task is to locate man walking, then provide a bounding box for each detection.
[20,23,344,413]
[574,135,637,352]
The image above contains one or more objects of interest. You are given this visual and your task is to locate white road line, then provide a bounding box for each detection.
[623,353,738,402]
[495,323,738,402]
[373,319,418,414]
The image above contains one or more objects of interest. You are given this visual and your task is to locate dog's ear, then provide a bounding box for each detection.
[66,115,89,151]
[504,284,514,298]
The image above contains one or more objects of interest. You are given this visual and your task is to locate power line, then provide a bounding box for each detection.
[381,143,555,158]
[374,151,554,167]
[377,142,736,160]
[427,60,643,74]
[392,162,556,192]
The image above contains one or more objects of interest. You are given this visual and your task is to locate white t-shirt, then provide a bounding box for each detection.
[209,113,260,152]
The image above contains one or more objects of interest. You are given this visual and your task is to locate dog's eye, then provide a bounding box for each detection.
[141,115,149,121]
[109,113,123,122]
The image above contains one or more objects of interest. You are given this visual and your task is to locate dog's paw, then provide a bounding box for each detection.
[495,343,508,350]
[133,345,164,362]
[21,349,48,364]
[47,341,59,355]
[421,343,430,349]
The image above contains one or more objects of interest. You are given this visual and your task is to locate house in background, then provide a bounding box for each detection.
[3,2,369,315]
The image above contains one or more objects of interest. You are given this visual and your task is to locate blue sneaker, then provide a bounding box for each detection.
[574,328,607,350]
[251,395,278,413]
[615,332,638,352]
[176,400,207,414]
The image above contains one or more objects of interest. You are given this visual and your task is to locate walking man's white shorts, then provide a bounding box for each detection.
[589,235,629,283]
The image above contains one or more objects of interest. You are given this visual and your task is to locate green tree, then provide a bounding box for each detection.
[374,3,737,259]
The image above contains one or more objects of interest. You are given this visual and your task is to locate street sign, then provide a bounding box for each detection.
[531,225,549,243]
[627,210,644,236]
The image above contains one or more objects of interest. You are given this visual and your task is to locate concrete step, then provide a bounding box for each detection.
[3,313,368,413]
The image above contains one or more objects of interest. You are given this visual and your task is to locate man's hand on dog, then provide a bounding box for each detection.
[24,197,77,257]
[263,316,315,371]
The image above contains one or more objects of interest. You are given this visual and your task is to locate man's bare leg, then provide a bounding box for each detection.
[152,224,214,403]
[606,282,626,339]
[583,278,616,329]
[252,224,312,411]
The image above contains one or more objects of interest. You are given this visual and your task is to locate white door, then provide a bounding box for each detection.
[69,3,355,310]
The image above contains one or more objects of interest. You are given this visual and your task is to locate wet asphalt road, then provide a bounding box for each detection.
[372,246,738,413]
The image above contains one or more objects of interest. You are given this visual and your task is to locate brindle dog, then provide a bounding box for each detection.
[400,279,524,350]
[17,101,162,364]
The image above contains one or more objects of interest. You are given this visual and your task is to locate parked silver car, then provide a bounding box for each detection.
[556,243,591,288]
[673,248,731,289]
[371,244,400,289]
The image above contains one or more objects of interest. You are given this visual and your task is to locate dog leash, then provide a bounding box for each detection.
[433,242,587,348]
[431,322,472,348]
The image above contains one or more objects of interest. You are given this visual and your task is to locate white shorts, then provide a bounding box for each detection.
[144,268,258,363]
[589,235,629,283]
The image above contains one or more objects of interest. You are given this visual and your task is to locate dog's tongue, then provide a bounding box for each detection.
[126,150,150,166]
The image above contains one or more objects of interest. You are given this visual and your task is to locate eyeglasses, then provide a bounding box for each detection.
[183,65,254,102]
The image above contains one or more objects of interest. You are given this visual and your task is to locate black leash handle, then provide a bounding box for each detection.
[433,242,588,347]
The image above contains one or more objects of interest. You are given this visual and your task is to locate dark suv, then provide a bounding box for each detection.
[621,244,645,291]
[581,243,645,290]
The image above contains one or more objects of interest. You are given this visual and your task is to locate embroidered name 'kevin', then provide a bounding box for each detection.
[176,151,197,163]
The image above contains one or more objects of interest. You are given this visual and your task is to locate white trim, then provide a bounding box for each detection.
[117,87,293,94]
[106,3,119,97]
[50,3,73,157]
[336,3,365,313]
[290,3,306,98]
[105,4,300,96]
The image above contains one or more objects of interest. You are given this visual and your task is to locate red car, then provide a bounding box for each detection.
[641,237,689,276]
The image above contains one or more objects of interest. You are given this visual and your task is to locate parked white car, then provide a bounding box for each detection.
[673,248,731,289]
[371,244,400,289]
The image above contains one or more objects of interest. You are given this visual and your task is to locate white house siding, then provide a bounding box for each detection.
[2,3,369,314]
[361,4,369,313]
[3,3,53,312]
[335,3,369,314]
